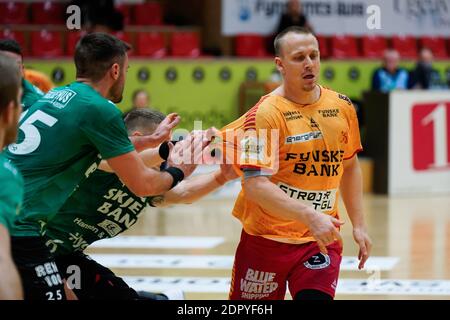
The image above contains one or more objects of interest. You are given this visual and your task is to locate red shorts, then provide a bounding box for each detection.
[229,230,342,300]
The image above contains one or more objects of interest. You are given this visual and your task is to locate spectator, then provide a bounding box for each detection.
[371,49,409,93]
[409,48,443,89]
[276,0,314,34]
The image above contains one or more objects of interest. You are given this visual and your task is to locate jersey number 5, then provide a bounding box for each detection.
[8,110,58,155]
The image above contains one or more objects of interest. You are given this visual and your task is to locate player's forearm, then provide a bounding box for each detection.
[339,157,366,229]
[0,259,23,300]
[243,176,317,225]
[162,170,226,206]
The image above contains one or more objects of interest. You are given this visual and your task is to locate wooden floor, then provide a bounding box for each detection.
[86,191,450,300]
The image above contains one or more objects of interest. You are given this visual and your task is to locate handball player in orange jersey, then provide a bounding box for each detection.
[221,26,372,300]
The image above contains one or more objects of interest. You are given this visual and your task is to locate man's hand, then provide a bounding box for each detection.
[306,212,344,255]
[353,227,372,270]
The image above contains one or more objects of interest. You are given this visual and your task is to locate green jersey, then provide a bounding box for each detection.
[43,170,153,256]
[0,153,23,232]
[5,81,134,237]
[22,78,44,111]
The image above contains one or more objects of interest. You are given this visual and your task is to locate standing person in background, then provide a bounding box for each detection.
[371,49,409,93]
[0,54,23,300]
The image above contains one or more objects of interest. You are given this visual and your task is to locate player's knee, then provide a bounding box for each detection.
[294,289,333,300]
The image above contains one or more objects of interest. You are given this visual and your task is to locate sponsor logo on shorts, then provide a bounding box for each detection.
[34,261,64,288]
[285,131,322,144]
[278,182,337,212]
[240,268,279,299]
[304,253,331,270]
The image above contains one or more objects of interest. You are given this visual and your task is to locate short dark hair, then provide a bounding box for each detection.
[0,53,21,112]
[124,108,165,134]
[274,26,314,56]
[74,33,131,82]
[0,39,23,57]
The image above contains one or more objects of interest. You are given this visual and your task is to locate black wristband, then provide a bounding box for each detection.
[158,141,170,160]
[164,166,185,189]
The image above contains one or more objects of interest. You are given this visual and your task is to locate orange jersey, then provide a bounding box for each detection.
[221,86,362,244]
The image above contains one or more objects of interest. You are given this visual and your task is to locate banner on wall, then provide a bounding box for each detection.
[388,91,450,195]
[222,0,450,36]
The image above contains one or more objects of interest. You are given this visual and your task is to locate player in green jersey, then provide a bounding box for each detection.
[43,108,237,300]
[0,54,23,300]
[5,33,202,300]
[0,39,44,111]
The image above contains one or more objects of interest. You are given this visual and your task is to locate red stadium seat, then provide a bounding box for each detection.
[133,2,163,25]
[0,2,28,25]
[31,1,65,25]
[361,35,387,58]
[170,32,200,57]
[0,29,28,55]
[330,35,360,58]
[136,32,167,58]
[235,34,267,57]
[66,31,86,57]
[316,35,330,59]
[391,35,417,59]
[31,30,63,57]
[420,36,448,58]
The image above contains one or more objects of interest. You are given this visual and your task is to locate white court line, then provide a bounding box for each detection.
[123,276,450,296]
[89,236,224,249]
[90,254,399,271]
